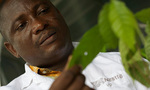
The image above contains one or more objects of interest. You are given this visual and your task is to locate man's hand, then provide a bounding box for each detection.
[49,65,94,90]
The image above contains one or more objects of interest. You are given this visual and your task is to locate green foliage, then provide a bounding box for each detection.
[135,8,150,23]
[129,59,150,87]
[119,40,130,74]
[68,25,105,69]
[120,39,150,86]
[145,21,150,61]
[68,0,150,87]
[146,21,150,36]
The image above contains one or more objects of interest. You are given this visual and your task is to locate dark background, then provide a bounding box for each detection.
[0,0,150,85]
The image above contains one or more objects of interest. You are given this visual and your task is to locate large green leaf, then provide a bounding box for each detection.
[135,8,150,24]
[68,25,105,69]
[109,0,138,51]
[98,3,118,49]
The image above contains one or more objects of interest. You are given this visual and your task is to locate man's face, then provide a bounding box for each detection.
[1,0,73,67]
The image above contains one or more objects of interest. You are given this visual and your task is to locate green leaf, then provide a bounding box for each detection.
[98,3,118,49]
[135,8,150,23]
[146,21,150,36]
[145,37,150,62]
[68,25,105,69]
[109,0,138,51]
[145,21,150,62]
[140,48,147,59]
[119,40,130,75]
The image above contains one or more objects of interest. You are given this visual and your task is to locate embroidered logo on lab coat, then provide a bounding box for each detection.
[91,74,123,88]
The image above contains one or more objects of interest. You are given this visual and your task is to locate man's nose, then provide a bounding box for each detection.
[32,19,48,34]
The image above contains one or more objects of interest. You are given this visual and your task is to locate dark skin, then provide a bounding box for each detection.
[0,0,94,89]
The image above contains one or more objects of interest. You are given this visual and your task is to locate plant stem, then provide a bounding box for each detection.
[136,27,146,45]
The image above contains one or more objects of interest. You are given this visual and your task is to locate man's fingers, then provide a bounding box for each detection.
[68,64,81,74]
[64,55,72,70]
[68,74,85,90]
[50,65,94,90]
[50,65,81,90]
[82,85,95,90]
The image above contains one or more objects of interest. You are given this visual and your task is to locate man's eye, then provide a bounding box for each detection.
[38,7,49,15]
[16,22,27,31]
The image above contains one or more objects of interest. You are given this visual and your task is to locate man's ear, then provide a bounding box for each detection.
[4,42,20,58]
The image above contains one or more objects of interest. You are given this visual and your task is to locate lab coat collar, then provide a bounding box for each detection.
[21,64,54,89]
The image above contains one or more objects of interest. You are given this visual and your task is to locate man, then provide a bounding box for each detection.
[0,0,149,90]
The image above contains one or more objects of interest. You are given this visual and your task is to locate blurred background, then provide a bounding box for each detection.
[0,0,150,86]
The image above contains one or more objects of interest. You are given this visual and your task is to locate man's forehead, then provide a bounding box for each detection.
[1,0,46,14]
[1,0,50,16]
[1,0,50,26]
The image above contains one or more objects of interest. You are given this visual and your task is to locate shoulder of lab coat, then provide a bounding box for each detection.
[0,64,54,90]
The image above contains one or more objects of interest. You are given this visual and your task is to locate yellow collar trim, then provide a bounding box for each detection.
[29,65,61,79]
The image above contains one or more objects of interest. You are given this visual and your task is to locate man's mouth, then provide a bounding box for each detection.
[40,31,57,46]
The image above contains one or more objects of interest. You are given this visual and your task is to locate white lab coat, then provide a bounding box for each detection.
[0,52,149,90]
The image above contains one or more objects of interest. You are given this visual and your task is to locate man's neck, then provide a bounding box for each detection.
[47,57,69,71]
[46,46,74,71]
